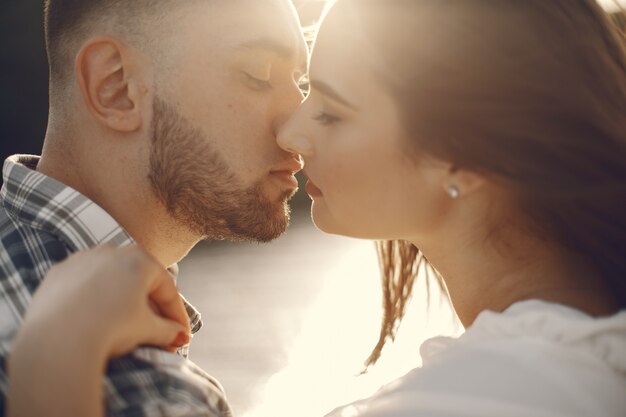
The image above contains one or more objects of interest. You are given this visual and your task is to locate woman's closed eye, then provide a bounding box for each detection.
[313,111,341,126]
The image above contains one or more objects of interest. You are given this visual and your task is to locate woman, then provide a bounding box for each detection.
[8,0,626,416]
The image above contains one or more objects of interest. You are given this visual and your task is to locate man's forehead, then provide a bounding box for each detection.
[216,2,308,64]
[209,0,302,39]
[175,0,307,68]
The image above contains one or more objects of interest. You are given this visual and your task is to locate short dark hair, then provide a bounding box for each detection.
[43,0,195,86]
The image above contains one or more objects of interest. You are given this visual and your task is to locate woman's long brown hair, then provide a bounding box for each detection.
[339,0,626,368]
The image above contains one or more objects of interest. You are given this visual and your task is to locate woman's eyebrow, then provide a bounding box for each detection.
[310,79,358,110]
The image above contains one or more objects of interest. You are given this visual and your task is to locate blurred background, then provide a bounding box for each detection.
[0,0,49,171]
[1,1,625,417]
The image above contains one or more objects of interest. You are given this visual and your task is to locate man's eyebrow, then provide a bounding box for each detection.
[310,79,358,110]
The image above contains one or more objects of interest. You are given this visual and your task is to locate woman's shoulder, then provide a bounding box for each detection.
[326,301,626,417]
[425,299,626,373]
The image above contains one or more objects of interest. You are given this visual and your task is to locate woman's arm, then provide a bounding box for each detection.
[7,245,190,417]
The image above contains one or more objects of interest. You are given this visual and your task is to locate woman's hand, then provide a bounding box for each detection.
[8,244,191,417]
[22,244,191,356]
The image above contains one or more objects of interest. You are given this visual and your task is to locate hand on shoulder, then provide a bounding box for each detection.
[18,244,190,361]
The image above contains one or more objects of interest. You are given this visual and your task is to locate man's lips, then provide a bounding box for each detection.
[270,158,304,175]
[269,170,299,189]
[269,159,303,189]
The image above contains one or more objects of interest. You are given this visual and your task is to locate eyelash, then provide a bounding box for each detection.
[312,112,341,126]
[244,73,272,91]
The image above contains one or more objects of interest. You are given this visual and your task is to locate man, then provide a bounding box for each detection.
[0,0,308,415]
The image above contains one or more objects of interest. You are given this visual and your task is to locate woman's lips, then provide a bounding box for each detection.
[305,178,323,198]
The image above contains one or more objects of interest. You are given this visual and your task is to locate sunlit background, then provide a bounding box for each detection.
[177,211,461,417]
[0,1,625,416]
[599,0,626,10]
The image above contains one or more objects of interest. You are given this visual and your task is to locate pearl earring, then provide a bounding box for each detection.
[447,185,460,199]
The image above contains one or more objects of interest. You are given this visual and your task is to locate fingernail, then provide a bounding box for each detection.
[171,331,189,347]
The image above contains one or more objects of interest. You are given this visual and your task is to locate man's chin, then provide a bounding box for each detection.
[265,183,299,204]
[196,198,291,243]
[250,199,292,243]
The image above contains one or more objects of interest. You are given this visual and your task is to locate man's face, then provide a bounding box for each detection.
[148,0,308,242]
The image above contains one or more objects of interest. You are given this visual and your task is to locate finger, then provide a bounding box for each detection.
[142,316,189,350]
[117,246,189,331]
[113,246,191,334]
[113,245,191,338]
[120,245,162,278]
[148,271,191,334]
[149,299,160,314]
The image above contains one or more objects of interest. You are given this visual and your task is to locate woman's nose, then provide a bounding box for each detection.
[278,135,314,157]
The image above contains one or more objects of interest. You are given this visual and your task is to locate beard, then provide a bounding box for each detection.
[148,96,293,242]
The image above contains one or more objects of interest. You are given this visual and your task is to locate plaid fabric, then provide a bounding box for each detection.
[0,155,232,417]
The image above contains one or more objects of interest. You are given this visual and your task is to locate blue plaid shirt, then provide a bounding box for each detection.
[0,155,232,417]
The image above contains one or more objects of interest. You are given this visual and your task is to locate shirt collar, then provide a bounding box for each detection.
[1,155,202,334]
[2,155,133,251]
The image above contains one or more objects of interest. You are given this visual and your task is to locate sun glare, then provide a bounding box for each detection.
[243,240,461,417]
[597,0,626,11]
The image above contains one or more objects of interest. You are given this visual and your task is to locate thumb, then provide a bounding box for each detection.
[143,317,190,351]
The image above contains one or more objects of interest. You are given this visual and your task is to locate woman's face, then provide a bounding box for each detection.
[277,5,453,241]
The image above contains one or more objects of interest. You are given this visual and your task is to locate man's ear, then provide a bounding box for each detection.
[75,37,146,133]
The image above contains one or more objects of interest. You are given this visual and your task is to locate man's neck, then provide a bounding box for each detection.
[38,144,199,268]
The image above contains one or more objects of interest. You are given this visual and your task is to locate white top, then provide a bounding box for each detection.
[327,300,626,417]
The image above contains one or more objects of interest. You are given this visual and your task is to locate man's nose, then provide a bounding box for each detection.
[272,80,306,135]
[273,85,314,156]
[276,104,314,157]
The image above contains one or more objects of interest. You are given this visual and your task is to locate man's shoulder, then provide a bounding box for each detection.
[0,209,70,353]
[105,349,232,417]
